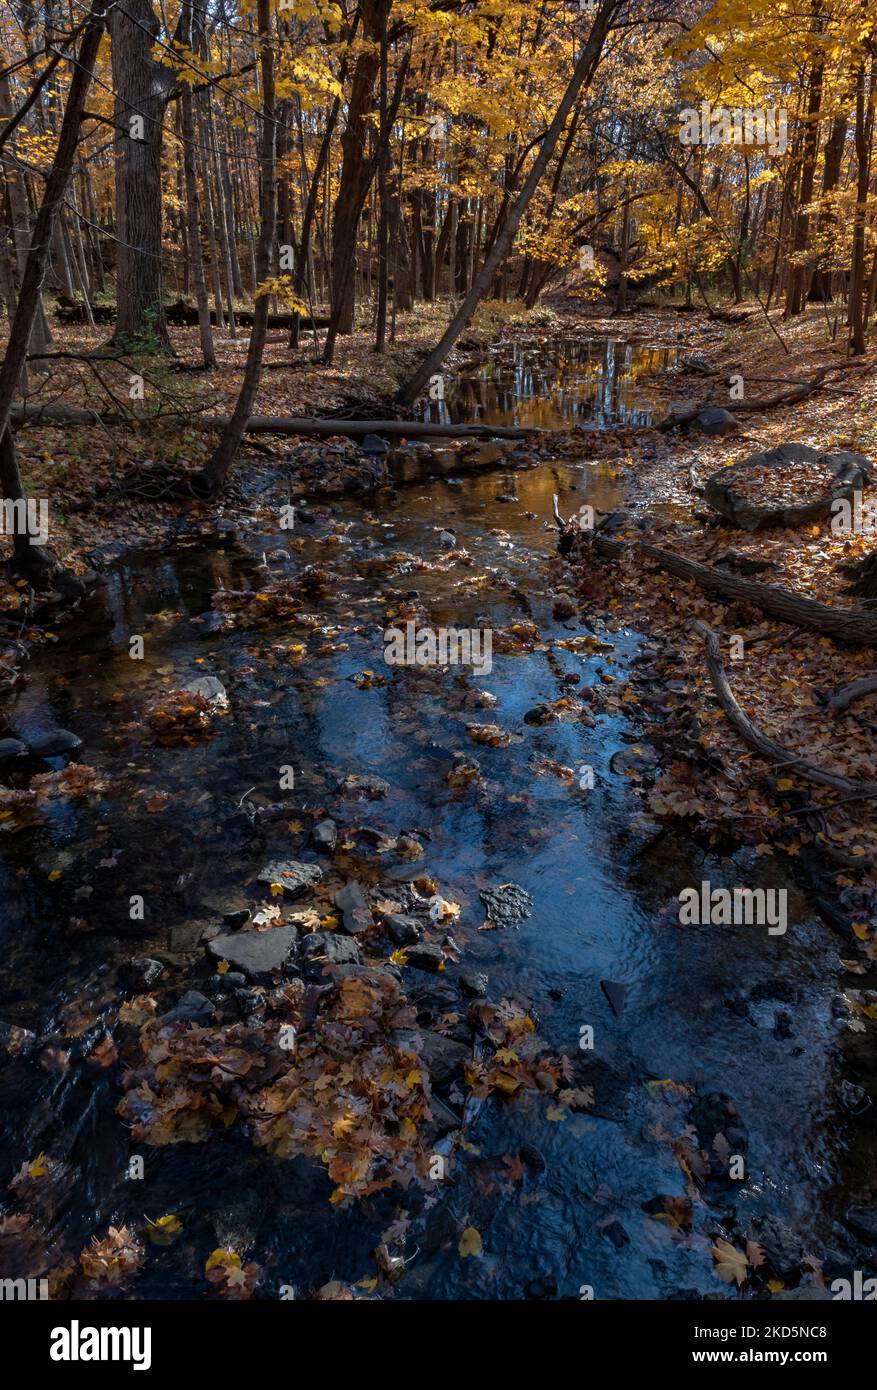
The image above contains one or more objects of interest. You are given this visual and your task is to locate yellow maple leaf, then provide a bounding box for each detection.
[710,1238,748,1285]
[458,1226,483,1257]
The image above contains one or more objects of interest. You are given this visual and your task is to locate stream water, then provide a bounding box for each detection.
[0,338,869,1300]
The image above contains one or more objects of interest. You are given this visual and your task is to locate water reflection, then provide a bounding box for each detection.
[421,338,677,429]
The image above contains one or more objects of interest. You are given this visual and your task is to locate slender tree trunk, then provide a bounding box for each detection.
[179,4,215,365]
[785,40,825,317]
[194,0,275,495]
[849,55,875,355]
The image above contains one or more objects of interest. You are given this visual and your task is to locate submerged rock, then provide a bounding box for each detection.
[479,882,534,929]
[183,675,228,704]
[338,772,390,799]
[27,729,82,758]
[600,980,628,1017]
[0,737,27,765]
[744,1214,806,1280]
[335,880,370,934]
[0,1019,36,1059]
[313,819,338,852]
[459,970,488,997]
[688,1090,748,1179]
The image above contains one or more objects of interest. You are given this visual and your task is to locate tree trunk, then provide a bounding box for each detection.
[193,0,275,495]
[109,0,176,352]
[179,2,215,366]
[0,0,107,576]
[849,55,875,355]
[323,0,387,359]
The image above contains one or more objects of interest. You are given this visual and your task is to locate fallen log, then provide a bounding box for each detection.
[10,402,539,441]
[827,675,877,712]
[52,300,330,330]
[582,527,877,646]
[691,619,877,796]
[657,360,873,432]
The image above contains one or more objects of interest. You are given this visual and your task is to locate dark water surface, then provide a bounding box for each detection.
[0,349,866,1300]
[421,337,678,429]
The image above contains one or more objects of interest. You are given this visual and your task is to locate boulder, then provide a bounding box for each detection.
[704,443,869,531]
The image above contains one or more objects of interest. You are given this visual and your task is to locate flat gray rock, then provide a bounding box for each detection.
[258,859,322,896]
[207,925,298,980]
[302,931,363,966]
